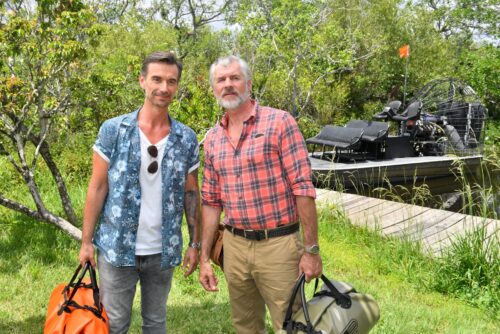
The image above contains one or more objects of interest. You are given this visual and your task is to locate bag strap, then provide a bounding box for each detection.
[316,275,352,309]
[57,262,105,321]
[87,262,102,314]
[282,273,353,333]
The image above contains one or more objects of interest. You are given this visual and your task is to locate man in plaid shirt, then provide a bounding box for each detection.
[199,55,323,333]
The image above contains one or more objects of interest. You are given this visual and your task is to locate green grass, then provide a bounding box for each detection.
[0,205,499,333]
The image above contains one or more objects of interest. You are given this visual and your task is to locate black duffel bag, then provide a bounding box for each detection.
[282,273,380,334]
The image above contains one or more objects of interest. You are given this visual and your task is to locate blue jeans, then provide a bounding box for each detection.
[97,253,174,334]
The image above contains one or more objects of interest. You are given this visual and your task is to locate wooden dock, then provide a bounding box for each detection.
[315,189,500,255]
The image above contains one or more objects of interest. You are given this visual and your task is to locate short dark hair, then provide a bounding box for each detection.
[141,51,183,80]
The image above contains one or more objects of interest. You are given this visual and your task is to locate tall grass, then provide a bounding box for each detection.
[431,224,500,317]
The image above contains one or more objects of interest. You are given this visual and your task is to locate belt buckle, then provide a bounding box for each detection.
[243,229,253,240]
[255,229,268,241]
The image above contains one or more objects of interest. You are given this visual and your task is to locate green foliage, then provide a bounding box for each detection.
[458,45,500,119]
[0,1,102,148]
[432,225,500,317]
[69,10,229,136]
[170,78,219,140]
[70,15,178,131]
[234,0,355,120]
[0,1,102,227]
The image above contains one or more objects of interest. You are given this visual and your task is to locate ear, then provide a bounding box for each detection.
[139,75,146,89]
[246,80,252,93]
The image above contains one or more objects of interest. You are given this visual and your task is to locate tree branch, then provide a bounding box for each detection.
[0,194,82,241]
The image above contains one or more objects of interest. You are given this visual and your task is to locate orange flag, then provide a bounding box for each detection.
[399,44,410,58]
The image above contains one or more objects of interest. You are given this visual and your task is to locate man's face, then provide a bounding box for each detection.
[140,62,179,109]
[212,61,251,110]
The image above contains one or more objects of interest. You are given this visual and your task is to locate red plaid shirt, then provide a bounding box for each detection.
[202,101,316,230]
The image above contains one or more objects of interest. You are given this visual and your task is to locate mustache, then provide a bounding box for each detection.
[153,92,170,97]
[222,87,237,95]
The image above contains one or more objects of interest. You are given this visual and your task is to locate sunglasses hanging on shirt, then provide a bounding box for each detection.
[147,145,158,174]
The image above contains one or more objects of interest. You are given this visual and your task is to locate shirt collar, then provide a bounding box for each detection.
[220,99,258,129]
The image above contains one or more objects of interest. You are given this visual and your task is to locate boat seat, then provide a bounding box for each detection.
[392,101,422,122]
[345,120,389,159]
[391,101,422,137]
[373,100,402,121]
[345,120,389,142]
[306,125,363,160]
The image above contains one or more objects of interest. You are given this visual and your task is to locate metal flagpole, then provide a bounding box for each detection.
[403,56,408,106]
[399,44,410,107]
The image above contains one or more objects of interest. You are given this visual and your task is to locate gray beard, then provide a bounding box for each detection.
[218,96,244,109]
[217,89,250,110]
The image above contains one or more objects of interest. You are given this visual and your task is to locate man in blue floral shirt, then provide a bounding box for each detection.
[79,51,201,334]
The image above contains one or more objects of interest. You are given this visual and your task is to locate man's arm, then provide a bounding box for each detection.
[182,169,201,277]
[297,195,323,282]
[276,113,322,281]
[199,204,222,292]
[79,152,109,267]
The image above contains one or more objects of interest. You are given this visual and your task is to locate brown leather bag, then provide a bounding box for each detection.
[210,224,224,269]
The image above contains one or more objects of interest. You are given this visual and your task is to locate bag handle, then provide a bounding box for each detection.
[58,261,103,318]
[315,275,352,309]
[283,273,352,333]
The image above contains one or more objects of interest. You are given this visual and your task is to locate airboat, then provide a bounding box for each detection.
[308,78,487,189]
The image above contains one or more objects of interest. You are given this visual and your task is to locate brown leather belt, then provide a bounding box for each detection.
[225,223,299,241]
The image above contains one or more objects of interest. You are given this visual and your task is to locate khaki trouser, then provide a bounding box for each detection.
[223,229,303,334]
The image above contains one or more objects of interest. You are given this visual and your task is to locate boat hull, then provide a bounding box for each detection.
[310,154,483,189]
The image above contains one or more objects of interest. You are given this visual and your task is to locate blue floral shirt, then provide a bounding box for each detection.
[92,109,199,269]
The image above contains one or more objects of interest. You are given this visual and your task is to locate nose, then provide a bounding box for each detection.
[221,78,235,91]
[159,81,169,91]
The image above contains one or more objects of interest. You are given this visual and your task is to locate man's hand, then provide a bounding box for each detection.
[182,247,200,277]
[79,242,96,267]
[299,252,323,282]
[199,260,219,292]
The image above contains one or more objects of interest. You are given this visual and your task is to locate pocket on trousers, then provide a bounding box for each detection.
[284,232,303,263]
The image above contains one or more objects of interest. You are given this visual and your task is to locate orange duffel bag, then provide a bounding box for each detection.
[44,261,108,334]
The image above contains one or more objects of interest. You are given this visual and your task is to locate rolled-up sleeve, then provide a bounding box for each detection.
[93,119,118,163]
[279,113,316,199]
[201,134,222,207]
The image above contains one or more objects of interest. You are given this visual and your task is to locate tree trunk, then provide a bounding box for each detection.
[7,111,79,225]
[35,139,79,225]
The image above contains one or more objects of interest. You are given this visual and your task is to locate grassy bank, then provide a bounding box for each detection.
[0,205,498,333]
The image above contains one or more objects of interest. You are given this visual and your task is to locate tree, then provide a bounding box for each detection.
[149,0,234,59]
[0,0,101,240]
[416,0,498,41]
[86,0,142,23]
[458,45,500,118]
[232,0,356,123]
